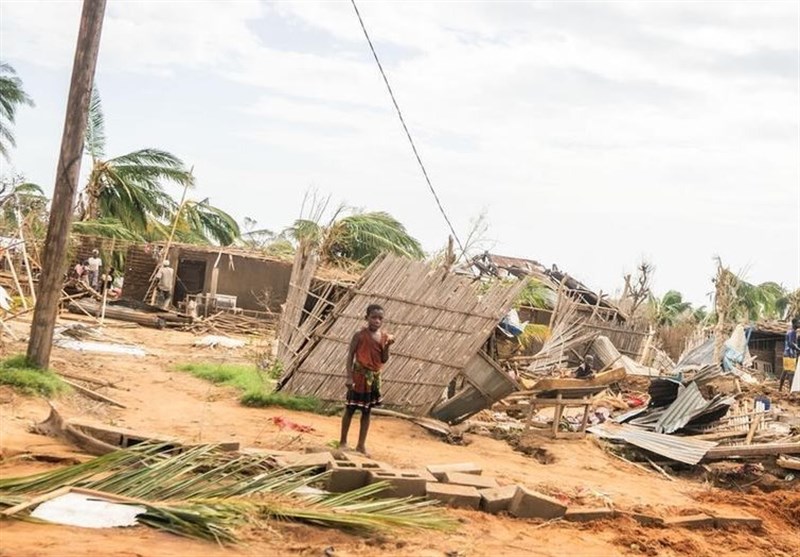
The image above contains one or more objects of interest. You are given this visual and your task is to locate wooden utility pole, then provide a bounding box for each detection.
[27,0,106,368]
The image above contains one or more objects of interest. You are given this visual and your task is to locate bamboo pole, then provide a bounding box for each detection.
[4,251,27,310]
[148,172,192,305]
[27,0,107,369]
[14,199,37,305]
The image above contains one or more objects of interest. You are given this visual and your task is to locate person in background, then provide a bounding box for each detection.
[86,249,102,290]
[73,260,85,281]
[574,354,595,379]
[154,260,175,309]
[781,319,800,391]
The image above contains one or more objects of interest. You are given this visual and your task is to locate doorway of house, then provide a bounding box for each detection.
[175,259,206,306]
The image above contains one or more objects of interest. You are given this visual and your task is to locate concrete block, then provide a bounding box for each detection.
[618,511,665,527]
[663,514,715,530]
[508,487,567,519]
[441,471,498,490]
[411,469,438,483]
[479,485,519,514]
[425,482,481,510]
[368,470,427,498]
[427,462,482,480]
[711,512,762,529]
[564,507,616,523]
[325,460,383,493]
[277,451,333,470]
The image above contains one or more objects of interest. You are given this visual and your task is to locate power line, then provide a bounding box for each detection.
[350,0,465,255]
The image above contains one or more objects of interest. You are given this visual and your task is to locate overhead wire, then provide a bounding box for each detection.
[349,0,465,255]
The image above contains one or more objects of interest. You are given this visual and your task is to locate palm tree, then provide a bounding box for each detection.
[285,195,423,266]
[172,198,240,246]
[77,88,192,232]
[649,290,692,327]
[0,62,34,161]
[0,178,47,237]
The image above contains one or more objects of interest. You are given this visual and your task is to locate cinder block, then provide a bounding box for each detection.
[509,487,567,519]
[663,514,715,529]
[368,470,427,498]
[410,469,438,483]
[425,482,481,510]
[442,471,498,490]
[277,451,333,470]
[325,460,383,493]
[712,512,762,529]
[479,485,519,514]
[564,507,616,522]
[427,462,482,480]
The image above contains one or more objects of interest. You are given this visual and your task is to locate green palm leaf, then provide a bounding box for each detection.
[84,87,106,159]
[0,61,34,160]
[182,199,241,246]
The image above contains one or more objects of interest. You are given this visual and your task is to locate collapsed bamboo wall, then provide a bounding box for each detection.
[281,254,527,415]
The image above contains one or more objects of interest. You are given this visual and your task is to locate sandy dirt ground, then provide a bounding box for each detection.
[1,314,798,557]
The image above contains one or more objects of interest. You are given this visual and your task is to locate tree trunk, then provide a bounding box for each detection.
[27,0,106,369]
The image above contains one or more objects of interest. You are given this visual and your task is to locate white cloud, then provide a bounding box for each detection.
[1,0,797,303]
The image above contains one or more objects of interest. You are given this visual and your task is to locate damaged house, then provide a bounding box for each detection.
[277,253,527,420]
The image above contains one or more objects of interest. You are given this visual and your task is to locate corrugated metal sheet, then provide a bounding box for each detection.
[588,422,718,465]
[675,337,715,369]
[655,382,734,434]
[655,383,709,434]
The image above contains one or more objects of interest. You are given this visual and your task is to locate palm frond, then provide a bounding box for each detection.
[182,199,241,246]
[84,87,106,159]
[0,443,456,544]
[71,218,145,241]
[333,212,424,264]
[0,61,34,160]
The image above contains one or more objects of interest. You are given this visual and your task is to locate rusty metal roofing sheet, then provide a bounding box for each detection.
[588,422,718,465]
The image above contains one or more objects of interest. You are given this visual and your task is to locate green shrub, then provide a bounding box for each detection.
[0,355,69,397]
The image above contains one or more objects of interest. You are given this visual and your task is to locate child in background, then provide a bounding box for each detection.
[339,304,395,455]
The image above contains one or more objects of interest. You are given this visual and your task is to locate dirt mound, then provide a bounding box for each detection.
[696,488,800,529]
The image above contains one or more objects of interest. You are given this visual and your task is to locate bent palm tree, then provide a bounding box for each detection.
[78,89,191,232]
[0,62,34,161]
[288,210,424,266]
[175,198,241,246]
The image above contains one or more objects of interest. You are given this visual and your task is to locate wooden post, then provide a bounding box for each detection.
[26,0,106,369]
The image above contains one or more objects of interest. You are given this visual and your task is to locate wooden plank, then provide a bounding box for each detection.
[61,379,127,408]
[1,486,72,516]
[776,456,800,471]
[704,443,800,459]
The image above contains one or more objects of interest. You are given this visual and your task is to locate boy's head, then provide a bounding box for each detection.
[365,304,384,331]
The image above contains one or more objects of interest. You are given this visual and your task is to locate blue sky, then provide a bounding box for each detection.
[1,0,798,305]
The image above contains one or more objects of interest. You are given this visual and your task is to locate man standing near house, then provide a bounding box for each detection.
[86,250,102,291]
[154,261,175,309]
[781,319,800,391]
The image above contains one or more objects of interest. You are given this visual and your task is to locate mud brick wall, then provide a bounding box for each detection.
[122,244,161,302]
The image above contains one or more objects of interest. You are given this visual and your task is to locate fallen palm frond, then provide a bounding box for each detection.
[0,443,456,543]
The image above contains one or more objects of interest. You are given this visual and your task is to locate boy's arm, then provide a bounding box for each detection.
[345,333,359,387]
[381,334,395,364]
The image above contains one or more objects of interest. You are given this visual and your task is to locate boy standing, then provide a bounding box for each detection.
[339,304,394,455]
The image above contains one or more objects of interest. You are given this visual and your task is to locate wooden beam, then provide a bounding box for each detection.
[704,443,800,460]
[26,0,106,368]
